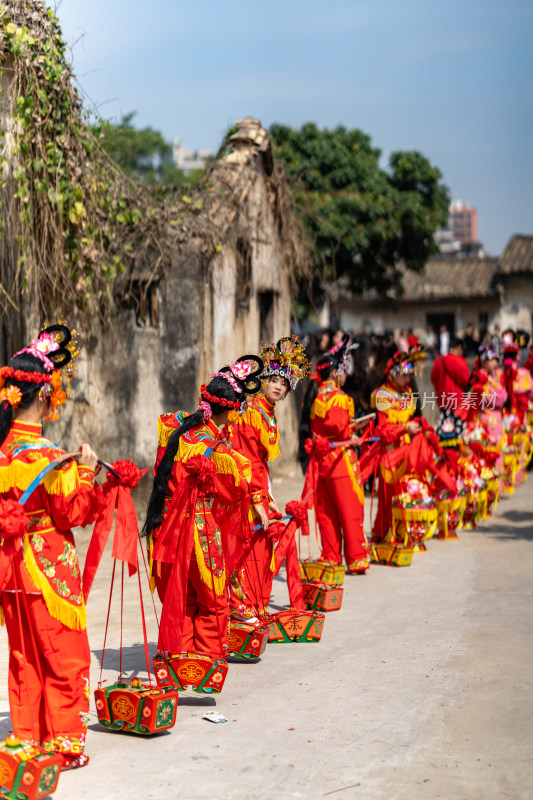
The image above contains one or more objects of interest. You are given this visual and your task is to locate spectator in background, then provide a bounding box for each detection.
[439,324,450,355]
[397,328,409,352]
[463,323,480,358]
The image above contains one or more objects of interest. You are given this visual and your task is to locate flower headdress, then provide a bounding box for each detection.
[197,355,264,420]
[0,324,80,419]
[259,336,309,391]
[386,344,427,378]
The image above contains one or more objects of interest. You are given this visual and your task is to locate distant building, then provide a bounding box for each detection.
[435,200,480,255]
[172,139,212,173]
[451,200,478,245]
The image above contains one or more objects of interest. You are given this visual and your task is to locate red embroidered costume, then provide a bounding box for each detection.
[149,412,251,658]
[228,394,280,616]
[308,380,368,571]
[0,325,100,768]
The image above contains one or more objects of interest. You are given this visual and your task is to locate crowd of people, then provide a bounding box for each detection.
[0,321,531,778]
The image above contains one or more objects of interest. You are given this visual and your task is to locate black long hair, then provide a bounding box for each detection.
[297,355,335,473]
[0,353,50,448]
[143,357,263,536]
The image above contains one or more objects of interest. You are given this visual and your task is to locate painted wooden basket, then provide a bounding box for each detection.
[267,610,325,643]
[300,559,346,586]
[0,737,62,800]
[302,580,343,612]
[95,680,179,734]
[228,620,269,660]
[153,651,228,694]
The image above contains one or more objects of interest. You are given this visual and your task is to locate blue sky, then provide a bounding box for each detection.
[57,0,533,255]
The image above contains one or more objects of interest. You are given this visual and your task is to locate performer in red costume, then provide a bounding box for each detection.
[229,337,309,618]
[300,336,370,573]
[143,355,262,658]
[431,336,470,421]
[0,326,101,769]
[370,349,423,542]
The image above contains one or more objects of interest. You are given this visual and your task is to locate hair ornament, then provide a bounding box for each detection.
[0,386,22,408]
[199,384,240,410]
[198,400,213,422]
[212,371,242,394]
[259,336,310,390]
[386,344,426,378]
[310,371,322,383]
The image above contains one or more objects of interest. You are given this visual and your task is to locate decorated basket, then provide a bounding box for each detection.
[436,494,466,540]
[94,679,179,734]
[461,491,481,530]
[267,610,325,643]
[390,474,438,552]
[227,620,269,660]
[302,580,343,612]
[369,540,414,567]
[502,451,517,494]
[153,651,228,694]
[0,736,62,800]
[300,559,345,586]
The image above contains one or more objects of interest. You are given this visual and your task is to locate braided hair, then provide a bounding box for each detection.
[142,356,263,536]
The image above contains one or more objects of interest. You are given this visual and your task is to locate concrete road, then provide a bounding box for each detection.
[1,467,532,800]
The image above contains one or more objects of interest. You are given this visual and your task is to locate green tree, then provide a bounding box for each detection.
[270,123,450,305]
[95,112,187,185]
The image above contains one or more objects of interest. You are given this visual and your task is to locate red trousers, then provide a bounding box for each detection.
[1,591,90,756]
[372,474,396,541]
[229,527,273,616]
[315,474,368,568]
[155,554,229,659]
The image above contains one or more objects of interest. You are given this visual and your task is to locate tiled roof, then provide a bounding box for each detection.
[399,256,500,300]
[499,235,533,275]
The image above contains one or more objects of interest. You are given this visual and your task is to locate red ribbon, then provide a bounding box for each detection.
[82,460,149,601]
[270,500,310,611]
[152,455,217,653]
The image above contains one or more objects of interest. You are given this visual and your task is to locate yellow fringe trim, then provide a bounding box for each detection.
[158,415,183,448]
[147,534,156,594]
[193,526,226,596]
[212,451,242,486]
[0,458,79,497]
[311,392,354,420]
[238,407,280,461]
[23,540,87,631]
[342,451,364,505]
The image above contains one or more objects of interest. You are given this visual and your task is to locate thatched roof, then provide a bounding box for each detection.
[499,234,533,275]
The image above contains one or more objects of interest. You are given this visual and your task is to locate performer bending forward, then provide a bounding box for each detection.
[0,327,100,769]
[143,357,262,659]
[300,337,369,573]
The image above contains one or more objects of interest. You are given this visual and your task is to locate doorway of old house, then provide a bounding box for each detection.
[259,290,275,344]
[426,312,455,336]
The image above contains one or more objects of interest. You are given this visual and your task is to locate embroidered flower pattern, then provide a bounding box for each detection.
[32,534,44,552]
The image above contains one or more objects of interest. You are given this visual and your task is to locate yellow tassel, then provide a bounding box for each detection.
[178,439,207,461]
[193,527,226,596]
[342,451,364,505]
[237,407,280,461]
[147,534,156,594]
[0,457,50,493]
[23,541,87,631]
[311,392,354,420]
[43,462,79,497]
[0,458,79,498]
[212,451,242,485]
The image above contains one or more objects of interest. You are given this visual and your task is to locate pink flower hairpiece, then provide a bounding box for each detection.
[198,400,213,422]
[212,371,243,393]
[14,332,59,371]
